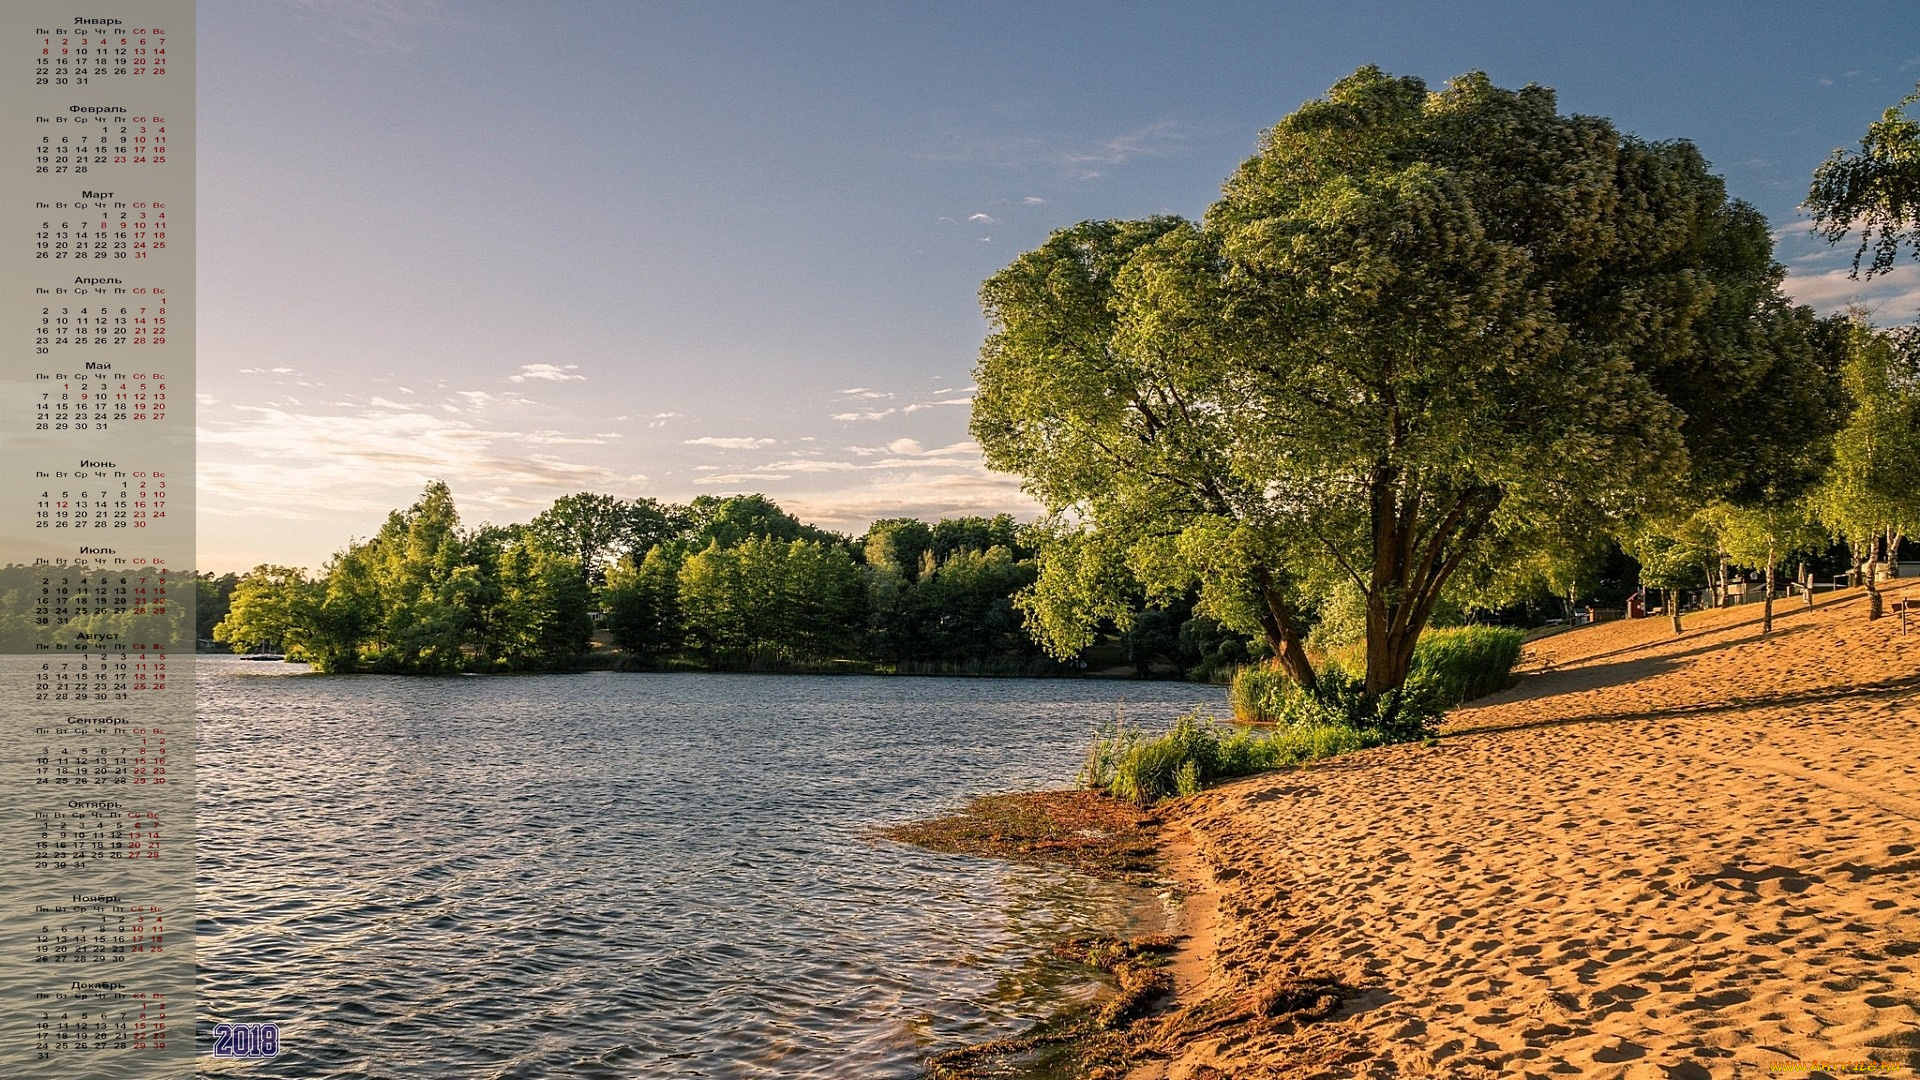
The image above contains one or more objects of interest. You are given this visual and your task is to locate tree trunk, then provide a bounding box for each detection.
[1365,599,1422,696]
[1668,587,1682,635]
[1358,472,1500,697]
[1762,542,1776,636]
[1252,569,1317,690]
[1862,536,1884,620]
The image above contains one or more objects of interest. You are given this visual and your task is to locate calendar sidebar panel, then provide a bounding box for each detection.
[1,3,195,1078]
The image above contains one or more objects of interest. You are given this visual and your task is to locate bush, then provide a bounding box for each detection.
[1228,626,1523,736]
[1410,626,1524,707]
[1081,711,1375,806]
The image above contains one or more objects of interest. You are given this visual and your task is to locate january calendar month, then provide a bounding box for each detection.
[36,284,172,349]
[32,110,169,172]
[32,20,170,83]
[34,196,173,261]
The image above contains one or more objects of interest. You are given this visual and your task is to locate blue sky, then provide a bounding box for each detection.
[195,0,1920,571]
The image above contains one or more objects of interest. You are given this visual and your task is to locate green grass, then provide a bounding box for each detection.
[1229,625,1525,729]
[1080,711,1375,806]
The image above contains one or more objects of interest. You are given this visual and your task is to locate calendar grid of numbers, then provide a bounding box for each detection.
[2,3,195,1078]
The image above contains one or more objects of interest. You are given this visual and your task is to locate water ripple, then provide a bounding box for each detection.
[196,662,1220,1077]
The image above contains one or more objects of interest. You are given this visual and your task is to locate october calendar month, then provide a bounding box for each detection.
[2,3,196,1077]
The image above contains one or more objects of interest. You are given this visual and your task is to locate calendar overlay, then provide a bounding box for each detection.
[2,4,194,1078]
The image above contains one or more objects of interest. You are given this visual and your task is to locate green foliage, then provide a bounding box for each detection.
[974,66,1826,699]
[862,518,934,580]
[677,537,866,666]
[1229,626,1521,736]
[195,572,240,644]
[686,493,843,550]
[212,483,593,673]
[1815,321,1920,549]
[1808,82,1920,280]
[485,538,593,670]
[527,492,677,590]
[602,544,685,657]
[212,565,309,654]
[1626,531,1712,593]
[1406,626,1525,708]
[1707,500,1829,575]
[1081,711,1374,806]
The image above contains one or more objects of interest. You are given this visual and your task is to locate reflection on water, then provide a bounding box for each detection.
[195,661,1220,1078]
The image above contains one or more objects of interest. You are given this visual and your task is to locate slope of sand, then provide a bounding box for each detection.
[1143,586,1920,1078]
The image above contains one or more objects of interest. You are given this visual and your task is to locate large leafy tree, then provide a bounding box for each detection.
[528,492,678,590]
[1814,320,1920,589]
[976,67,1822,696]
[1808,82,1920,280]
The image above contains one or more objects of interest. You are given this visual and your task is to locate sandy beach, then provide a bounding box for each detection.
[1138,585,1920,1078]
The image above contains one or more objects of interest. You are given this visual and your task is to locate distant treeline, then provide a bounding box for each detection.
[205,483,1261,676]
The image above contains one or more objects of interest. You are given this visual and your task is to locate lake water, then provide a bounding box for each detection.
[193,658,1224,1078]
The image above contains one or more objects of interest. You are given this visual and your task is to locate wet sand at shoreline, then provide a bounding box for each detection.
[1140,586,1920,1078]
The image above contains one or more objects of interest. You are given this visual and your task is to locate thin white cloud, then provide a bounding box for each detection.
[905,396,972,413]
[1023,196,1045,205]
[1783,263,1920,320]
[509,363,584,383]
[833,409,898,422]
[969,213,998,225]
[694,472,792,485]
[287,0,460,53]
[194,402,647,536]
[921,120,1192,177]
[684,436,777,449]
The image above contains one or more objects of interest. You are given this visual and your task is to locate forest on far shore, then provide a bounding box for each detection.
[197,485,1273,678]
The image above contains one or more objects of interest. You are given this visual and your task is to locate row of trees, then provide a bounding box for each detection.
[211,487,1201,674]
[972,66,1920,700]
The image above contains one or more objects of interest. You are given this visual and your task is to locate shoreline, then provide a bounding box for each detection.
[1128,585,1920,1077]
